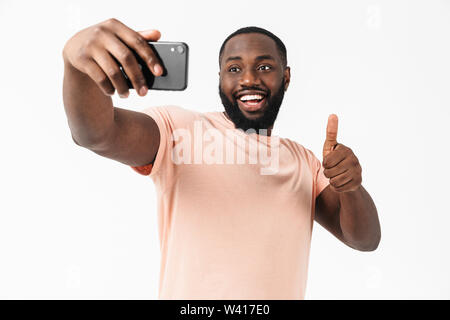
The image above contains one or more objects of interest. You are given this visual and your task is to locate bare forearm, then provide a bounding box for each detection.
[338,185,381,251]
[62,59,114,148]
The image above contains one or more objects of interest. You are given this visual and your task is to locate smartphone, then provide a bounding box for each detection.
[118,41,189,91]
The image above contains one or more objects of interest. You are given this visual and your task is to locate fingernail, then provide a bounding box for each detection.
[139,86,148,96]
[154,64,162,76]
[119,92,129,98]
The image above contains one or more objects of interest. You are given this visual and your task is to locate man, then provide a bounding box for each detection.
[62,18,381,299]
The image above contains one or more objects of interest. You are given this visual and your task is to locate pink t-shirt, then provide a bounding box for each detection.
[132,105,329,299]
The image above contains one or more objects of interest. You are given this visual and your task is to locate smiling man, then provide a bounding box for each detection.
[63,19,381,299]
[218,30,289,134]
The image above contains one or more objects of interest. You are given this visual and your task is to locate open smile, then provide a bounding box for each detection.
[235,92,267,113]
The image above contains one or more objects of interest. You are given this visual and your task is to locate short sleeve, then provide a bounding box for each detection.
[303,147,330,199]
[130,105,195,177]
[314,158,330,199]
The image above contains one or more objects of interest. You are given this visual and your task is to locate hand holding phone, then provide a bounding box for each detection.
[62,18,186,98]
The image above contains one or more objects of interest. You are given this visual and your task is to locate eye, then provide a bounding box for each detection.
[228,66,241,72]
[258,65,272,71]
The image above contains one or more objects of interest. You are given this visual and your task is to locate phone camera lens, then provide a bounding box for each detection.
[176,45,184,54]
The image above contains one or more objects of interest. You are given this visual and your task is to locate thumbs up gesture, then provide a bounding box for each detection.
[322,114,362,193]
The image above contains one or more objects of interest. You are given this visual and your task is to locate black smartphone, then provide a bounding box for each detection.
[118,41,189,91]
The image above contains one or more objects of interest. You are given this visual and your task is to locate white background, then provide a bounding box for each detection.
[0,0,449,299]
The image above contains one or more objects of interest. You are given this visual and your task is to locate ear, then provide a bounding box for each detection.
[283,66,291,91]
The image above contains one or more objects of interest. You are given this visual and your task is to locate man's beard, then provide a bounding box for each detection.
[219,79,285,133]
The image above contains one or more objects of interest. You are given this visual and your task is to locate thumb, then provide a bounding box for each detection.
[137,29,161,41]
[323,114,339,159]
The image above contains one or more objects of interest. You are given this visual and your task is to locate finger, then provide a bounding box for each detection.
[326,114,338,144]
[134,29,163,76]
[323,114,339,158]
[333,179,359,192]
[322,147,347,169]
[111,21,163,76]
[323,163,349,179]
[103,34,148,95]
[91,48,130,97]
[332,178,355,192]
[330,172,353,189]
[81,58,115,96]
[137,29,161,41]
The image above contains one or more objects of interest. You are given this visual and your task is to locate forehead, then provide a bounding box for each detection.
[221,33,280,63]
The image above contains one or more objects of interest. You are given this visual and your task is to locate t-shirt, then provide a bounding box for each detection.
[131,105,329,299]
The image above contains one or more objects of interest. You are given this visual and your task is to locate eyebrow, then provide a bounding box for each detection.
[225,54,276,63]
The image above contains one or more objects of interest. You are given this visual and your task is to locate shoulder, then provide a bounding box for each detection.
[140,105,200,119]
[283,138,321,170]
[283,138,316,160]
[139,105,204,131]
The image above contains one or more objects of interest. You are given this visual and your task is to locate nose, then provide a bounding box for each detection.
[239,68,261,86]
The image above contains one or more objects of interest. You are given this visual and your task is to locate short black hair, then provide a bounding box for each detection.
[219,26,287,68]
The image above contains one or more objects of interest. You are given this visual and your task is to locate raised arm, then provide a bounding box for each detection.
[62,18,163,166]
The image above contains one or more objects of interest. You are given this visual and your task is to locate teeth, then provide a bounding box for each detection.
[239,94,264,101]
